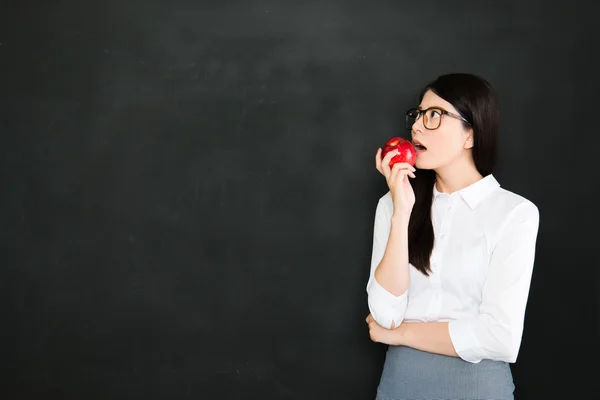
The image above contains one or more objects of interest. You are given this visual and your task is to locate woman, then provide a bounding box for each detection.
[365,73,539,400]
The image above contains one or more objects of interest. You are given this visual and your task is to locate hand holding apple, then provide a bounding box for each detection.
[381,137,416,168]
[376,137,417,217]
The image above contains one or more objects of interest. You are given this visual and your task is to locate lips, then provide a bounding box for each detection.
[412,139,427,153]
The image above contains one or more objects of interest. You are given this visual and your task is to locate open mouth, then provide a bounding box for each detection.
[413,140,427,153]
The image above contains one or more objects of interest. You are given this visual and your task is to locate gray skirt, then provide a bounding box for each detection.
[376,346,515,400]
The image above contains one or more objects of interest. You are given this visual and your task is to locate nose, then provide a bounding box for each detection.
[411,118,423,137]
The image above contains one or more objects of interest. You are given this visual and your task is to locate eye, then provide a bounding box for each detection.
[430,109,442,118]
[408,109,421,118]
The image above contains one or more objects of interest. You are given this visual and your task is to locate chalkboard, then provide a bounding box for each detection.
[1,1,598,399]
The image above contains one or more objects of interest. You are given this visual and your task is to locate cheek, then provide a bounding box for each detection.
[415,135,463,169]
[415,148,439,169]
[434,132,465,156]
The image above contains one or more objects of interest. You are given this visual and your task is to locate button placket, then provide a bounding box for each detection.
[438,196,457,247]
[427,195,456,320]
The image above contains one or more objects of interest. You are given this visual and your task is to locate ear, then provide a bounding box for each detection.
[463,129,474,150]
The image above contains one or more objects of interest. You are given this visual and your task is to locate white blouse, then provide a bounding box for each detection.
[366,174,539,364]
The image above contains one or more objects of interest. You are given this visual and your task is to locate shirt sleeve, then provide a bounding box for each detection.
[448,200,540,363]
[366,196,408,329]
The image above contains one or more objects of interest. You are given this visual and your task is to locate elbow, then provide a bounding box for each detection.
[488,336,518,363]
[496,344,520,364]
[368,304,405,329]
[450,316,522,363]
[368,304,404,329]
[366,281,408,329]
[498,335,521,363]
[484,322,523,363]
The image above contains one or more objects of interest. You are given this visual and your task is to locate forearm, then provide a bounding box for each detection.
[398,322,459,358]
[374,214,410,298]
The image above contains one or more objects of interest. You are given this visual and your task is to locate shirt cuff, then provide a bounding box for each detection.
[367,277,408,329]
[448,318,483,364]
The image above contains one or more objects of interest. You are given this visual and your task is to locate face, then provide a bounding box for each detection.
[411,90,474,171]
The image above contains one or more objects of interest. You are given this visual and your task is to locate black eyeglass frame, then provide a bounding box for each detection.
[405,107,470,130]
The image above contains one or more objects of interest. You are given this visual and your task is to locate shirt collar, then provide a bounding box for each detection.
[433,174,500,209]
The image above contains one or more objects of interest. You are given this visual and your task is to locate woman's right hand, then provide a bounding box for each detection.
[375,148,416,217]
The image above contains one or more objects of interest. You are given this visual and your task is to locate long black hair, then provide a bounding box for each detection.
[408,73,500,275]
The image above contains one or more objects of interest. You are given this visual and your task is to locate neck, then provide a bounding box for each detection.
[434,156,483,194]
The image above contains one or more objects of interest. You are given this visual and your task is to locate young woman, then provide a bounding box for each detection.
[365,73,540,400]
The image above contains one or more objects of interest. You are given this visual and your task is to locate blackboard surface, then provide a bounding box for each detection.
[2,1,598,399]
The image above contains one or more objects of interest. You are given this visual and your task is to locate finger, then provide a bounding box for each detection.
[381,160,392,179]
[394,167,415,180]
[381,150,399,177]
[370,329,379,343]
[391,162,416,173]
[388,161,416,182]
[395,169,411,183]
[389,162,405,183]
[391,169,413,189]
[381,149,398,168]
[375,148,384,175]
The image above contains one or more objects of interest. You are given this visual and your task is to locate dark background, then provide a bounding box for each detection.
[1,1,598,399]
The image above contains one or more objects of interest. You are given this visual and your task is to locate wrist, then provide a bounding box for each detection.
[395,323,411,346]
[391,212,411,226]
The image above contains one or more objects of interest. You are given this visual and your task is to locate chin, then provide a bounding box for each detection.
[415,157,436,170]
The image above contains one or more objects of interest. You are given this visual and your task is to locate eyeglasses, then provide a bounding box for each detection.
[405,107,470,130]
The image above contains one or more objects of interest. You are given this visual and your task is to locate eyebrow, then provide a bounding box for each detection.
[417,106,447,111]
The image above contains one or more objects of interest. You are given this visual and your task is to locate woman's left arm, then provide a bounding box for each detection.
[367,200,540,363]
[367,316,459,357]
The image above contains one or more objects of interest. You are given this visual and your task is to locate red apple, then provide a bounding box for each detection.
[381,137,416,168]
